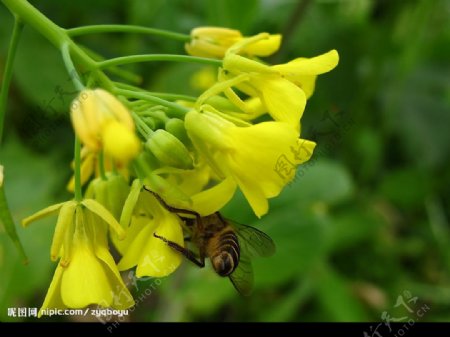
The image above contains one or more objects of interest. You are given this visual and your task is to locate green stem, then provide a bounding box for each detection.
[67,24,191,42]
[115,89,190,118]
[73,136,82,202]
[80,45,142,84]
[61,42,84,91]
[1,0,112,90]
[114,82,196,102]
[131,111,153,139]
[0,16,23,145]
[97,54,222,69]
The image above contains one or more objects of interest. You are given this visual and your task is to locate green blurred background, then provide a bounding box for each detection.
[1,0,449,323]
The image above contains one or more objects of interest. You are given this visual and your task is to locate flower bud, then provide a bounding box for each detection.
[102,120,141,163]
[186,27,282,59]
[165,118,190,145]
[145,129,193,169]
[70,89,140,163]
[185,27,242,58]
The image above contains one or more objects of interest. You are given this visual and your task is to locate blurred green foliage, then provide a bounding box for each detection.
[1,0,449,323]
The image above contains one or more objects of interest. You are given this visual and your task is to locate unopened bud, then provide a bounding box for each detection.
[145,129,193,169]
[165,119,190,145]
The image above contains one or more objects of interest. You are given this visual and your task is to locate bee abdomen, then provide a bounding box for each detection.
[210,231,240,277]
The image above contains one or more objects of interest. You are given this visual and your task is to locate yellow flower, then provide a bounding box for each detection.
[272,49,339,98]
[185,108,316,217]
[22,199,133,316]
[153,160,237,216]
[117,190,184,277]
[70,89,141,163]
[216,36,339,128]
[185,27,281,58]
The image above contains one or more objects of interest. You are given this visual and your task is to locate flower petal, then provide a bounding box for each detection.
[243,34,282,57]
[95,245,135,309]
[117,219,155,271]
[61,242,114,308]
[190,177,237,216]
[114,215,149,256]
[252,75,306,130]
[273,49,340,76]
[136,213,184,277]
[224,122,301,217]
[38,263,65,317]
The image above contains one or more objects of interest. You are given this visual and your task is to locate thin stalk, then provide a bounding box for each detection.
[114,82,196,102]
[67,24,190,42]
[96,54,222,69]
[115,89,190,118]
[73,136,82,202]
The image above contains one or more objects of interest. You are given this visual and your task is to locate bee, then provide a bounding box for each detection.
[144,187,275,295]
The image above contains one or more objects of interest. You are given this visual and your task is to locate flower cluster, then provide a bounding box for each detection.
[23,26,338,315]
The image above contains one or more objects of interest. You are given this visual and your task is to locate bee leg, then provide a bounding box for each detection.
[154,233,205,268]
[143,186,201,218]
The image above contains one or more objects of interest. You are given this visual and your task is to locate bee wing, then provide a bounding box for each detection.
[233,223,276,258]
[229,254,254,296]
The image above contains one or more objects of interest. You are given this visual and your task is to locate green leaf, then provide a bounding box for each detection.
[327,208,384,252]
[251,208,328,288]
[315,263,368,321]
[206,0,259,32]
[272,159,355,208]
[0,137,64,321]
[378,167,430,209]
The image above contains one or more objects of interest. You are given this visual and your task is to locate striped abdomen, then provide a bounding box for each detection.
[209,229,240,277]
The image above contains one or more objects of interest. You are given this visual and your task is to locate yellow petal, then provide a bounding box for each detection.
[243,34,282,57]
[136,213,184,277]
[94,244,135,309]
[38,263,65,317]
[224,53,273,74]
[294,139,316,164]
[72,90,104,150]
[61,242,114,308]
[190,177,237,216]
[224,122,301,217]
[117,219,155,271]
[94,89,134,130]
[102,121,141,163]
[114,215,148,256]
[273,49,340,76]
[252,75,306,130]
